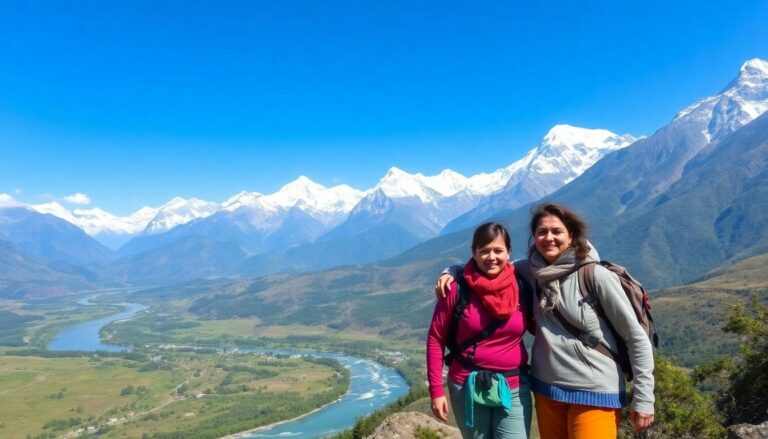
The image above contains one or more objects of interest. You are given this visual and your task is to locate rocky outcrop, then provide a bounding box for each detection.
[365,411,461,439]
[727,421,768,439]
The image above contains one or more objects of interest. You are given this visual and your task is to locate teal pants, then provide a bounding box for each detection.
[449,376,532,439]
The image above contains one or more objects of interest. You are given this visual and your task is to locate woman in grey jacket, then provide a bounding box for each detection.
[436,203,654,438]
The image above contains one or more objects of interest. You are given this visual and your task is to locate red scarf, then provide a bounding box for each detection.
[463,259,519,319]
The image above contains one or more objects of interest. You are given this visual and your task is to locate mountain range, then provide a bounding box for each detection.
[1,57,767,295]
[173,58,768,343]
[0,121,635,288]
[395,58,768,288]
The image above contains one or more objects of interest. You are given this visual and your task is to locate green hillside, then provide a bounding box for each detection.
[172,248,768,373]
[184,257,460,340]
[652,252,768,366]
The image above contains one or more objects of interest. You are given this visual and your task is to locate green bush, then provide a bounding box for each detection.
[621,353,725,438]
[697,295,768,425]
[414,425,445,439]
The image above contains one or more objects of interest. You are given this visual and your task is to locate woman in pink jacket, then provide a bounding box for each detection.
[426,222,532,438]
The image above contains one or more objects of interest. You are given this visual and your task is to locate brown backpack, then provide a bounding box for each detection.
[551,261,659,381]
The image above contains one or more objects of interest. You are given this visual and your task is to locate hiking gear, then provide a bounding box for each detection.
[427,264,530,401]
[526,244,655,415]
[546,260,658,381]
[463,259,519,319]
[464,370,512,427]
[576,261,658,380]
[444,269,531,372]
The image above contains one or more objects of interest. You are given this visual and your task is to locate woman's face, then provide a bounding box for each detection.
[534,214,573,264]
[472,235,510,278]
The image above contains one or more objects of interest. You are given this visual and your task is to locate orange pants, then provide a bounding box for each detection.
[535,394,621,439]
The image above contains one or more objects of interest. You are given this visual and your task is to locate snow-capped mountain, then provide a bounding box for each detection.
[339,166,490,236]
[675,58,768,145]
[603,57,768,211]
[526,124,638,181]
[29,197,219,249]
[251,128,634,277]
[0,206,112,266]
[221,176,364,227]
[29,202,152,249]
[140,197,220,235]
[116,177,365,259]
[31,202,154,235]
[442,125,637,233]
[373,167,470,202]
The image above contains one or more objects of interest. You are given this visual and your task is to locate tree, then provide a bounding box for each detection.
[620,353,725,438]
[698,295,768,425]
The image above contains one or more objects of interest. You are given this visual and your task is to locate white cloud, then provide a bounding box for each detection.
[62,193,91,205]
[13,188,22,195]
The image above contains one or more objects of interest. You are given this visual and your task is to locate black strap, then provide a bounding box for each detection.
[576,264,632,373]
[516,272,534,327]
[444,274,505,366]
[444,274,471,363]
[453,353,530,377]
[536,267,631,375]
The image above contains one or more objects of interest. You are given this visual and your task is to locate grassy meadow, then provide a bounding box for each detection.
[0,351,347,438]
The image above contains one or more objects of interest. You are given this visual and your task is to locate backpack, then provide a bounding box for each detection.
[550,260,659,381]
[443,271,532,375]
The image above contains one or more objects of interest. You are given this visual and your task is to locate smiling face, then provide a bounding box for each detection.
[472,235,510,278]
[534,214,573,264]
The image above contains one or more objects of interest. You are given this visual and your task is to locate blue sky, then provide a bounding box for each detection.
[1,0,767,215]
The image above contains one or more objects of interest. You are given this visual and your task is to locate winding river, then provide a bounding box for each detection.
[47,299,410,438]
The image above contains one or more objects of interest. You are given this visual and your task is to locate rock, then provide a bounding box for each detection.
[365,411,461,439]
[727,420,768,439]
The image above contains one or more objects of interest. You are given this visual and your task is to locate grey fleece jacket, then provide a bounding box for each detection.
[446,250,655,415]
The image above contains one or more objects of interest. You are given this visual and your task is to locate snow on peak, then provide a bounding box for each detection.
[278,175,325,194]
[375,167,469,202]
[739,58,768,81]
[262,176,363,213]
[30,201,147,236]
[30,201,76,223]
[674,58,768,143]
[422,169,471,196]
[221,191,269,212]
[0,193,24,208]
[366,125,636,205]
[142,197,220,234]
[516,125,636,178]
[541,124,635,151]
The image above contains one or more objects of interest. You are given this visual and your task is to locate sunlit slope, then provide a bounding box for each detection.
[651,252,768,366]
[186,257,459,339]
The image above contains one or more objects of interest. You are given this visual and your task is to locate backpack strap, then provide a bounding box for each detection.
[575,262,632,375]
[444,274,514,369]
[535,263,630,375]
[444,274,470,362]
[516,272,534,328]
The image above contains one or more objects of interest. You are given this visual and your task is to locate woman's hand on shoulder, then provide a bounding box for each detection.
[630,410,654,432]
[434,273,454,299]
[431,396,450,422]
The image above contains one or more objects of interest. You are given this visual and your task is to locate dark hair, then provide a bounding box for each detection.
[472,222,511,253]
[528,203,590,259]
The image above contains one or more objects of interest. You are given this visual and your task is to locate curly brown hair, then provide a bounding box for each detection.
[528,203,591,260]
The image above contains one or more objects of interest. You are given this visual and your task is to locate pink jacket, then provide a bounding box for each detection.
[426,281,528,399]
